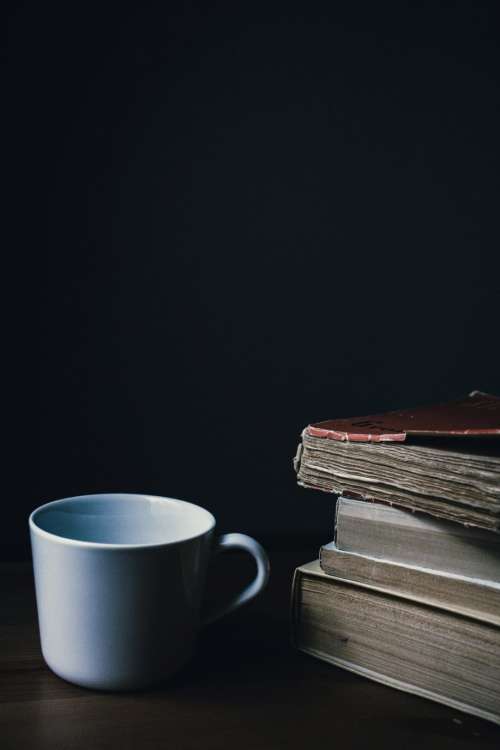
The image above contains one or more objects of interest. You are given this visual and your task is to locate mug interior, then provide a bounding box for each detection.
[30,494,215,546]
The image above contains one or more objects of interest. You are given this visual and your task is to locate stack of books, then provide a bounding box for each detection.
[291,392,500,724]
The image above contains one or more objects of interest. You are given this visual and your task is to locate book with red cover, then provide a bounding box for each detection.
[307,391,500,442]
[294,392,500,530]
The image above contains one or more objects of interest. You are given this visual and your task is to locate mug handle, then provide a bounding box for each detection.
[203,533,270,625]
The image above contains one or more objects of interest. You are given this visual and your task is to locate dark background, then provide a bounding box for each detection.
[4,1,500,559]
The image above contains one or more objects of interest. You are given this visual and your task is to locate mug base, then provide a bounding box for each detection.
[42,650,193,692]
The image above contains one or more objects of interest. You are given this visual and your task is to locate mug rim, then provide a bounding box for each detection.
[29,493,216,550]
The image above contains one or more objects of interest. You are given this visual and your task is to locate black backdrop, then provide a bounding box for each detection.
[4,1,500,558]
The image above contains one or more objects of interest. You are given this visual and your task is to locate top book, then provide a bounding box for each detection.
[294,392,500,531]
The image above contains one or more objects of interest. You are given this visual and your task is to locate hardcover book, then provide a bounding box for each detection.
[292,561,500,724]
[329,495,500,583]
[319,543,500,626]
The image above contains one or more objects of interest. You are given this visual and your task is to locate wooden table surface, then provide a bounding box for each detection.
[1,542,499,750]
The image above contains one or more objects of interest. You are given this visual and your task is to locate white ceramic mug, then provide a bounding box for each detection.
[29,493,270,690]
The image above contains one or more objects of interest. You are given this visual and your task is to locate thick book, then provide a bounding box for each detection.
[294,392,500,530]
[331,495,500,583]
[291,561,500,724]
